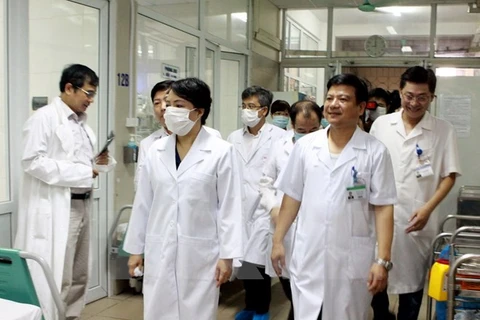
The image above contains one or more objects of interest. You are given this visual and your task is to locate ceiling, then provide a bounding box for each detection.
[269,0,475,9]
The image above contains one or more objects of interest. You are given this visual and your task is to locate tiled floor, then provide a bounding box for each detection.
[80,282,431,320]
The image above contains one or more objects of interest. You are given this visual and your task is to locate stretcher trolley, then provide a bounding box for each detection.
[426,215,480,320]
[108,205,143,292]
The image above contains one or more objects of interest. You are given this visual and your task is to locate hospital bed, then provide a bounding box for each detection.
[0,248,66,320]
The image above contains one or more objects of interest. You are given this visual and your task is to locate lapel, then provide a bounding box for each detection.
[234,131,249,163]
[314,129,332,170]
[177,128,211,178]
[53,98,75,155]
[156,135,177,181]
[392,110,433,142]
[248,123,272,163]
[315,127,366,172]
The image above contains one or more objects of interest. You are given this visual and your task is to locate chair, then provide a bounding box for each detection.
[0,248,66,320]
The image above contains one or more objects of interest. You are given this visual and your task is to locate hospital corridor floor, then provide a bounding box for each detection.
[79,280,430,320]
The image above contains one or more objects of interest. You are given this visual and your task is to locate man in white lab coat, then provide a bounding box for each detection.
[15,64,111,320]
[271,73,397,320]
[261,100,323,320]
[370,66,461,320]
[135,81,222,189]
[228,86,286,320]
[124,78,243,320]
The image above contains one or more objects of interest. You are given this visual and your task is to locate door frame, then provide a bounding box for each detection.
[220,52,247,130]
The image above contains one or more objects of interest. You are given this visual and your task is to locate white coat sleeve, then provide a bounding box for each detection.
[276,142,305,202]
[440,124,462,178]
[369,146,397,206]
[216,144,243,260]
[134,138,149,191]
[123,148,154,255]
[258,147,278,213]
[21,112,93,188]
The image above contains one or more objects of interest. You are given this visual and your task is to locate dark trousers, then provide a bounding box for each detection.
[279,277,294,320]
[371,288,424,320]
[317,306,323,320]
[243,263,271,314]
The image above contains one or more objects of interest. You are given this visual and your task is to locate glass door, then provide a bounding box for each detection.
[205,41,220,129]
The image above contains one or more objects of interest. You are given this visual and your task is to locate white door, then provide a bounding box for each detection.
[28,0,110,302]
[219,52,246,136]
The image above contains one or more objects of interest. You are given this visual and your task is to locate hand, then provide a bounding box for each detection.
[271,242,286,277]
[95,152,109,165]
[270,207,280,226]
[128,254,143,277]
[215,259,233,288]
[405,205,432,233]
[367,263,388,294]
[92,169,99,178]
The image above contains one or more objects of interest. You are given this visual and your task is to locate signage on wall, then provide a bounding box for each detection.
[117,73,130,87]
[32,97,48,110]
[162,63,180,80]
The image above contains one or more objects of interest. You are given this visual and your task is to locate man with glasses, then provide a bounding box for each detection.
[15,64,113,320]
[370,66,461,320]
[228,86,285,320]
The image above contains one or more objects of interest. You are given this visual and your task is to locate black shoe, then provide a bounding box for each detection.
[373,312,396,320]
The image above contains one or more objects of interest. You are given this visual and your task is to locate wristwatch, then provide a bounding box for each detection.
[375,258,393,271]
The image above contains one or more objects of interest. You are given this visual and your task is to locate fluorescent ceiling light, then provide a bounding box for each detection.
[232,12,247,22]
[401,46,413,53]
[386,26,397,35]
[377,6,416,15]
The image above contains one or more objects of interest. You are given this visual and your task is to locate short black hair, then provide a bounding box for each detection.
[241,85,273,116]
[388,90,401,114]
[326,74,368,104]
[151,80,174,102]
[59,64,99,92]
[290,100,322,126]
[368,88,390,103]
[271,100,290,115]
[400,66,437,94]
[170,78,212,125]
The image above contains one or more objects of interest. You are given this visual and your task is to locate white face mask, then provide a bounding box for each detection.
[164,107,198,136]
[241,109,261,127]
[366,107,387,122]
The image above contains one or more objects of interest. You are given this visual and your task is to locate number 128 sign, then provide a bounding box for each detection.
[117,73,129,87]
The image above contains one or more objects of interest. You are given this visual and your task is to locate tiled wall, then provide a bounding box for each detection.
[342,67,407,91]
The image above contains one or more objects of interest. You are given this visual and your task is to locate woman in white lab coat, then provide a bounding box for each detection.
[124,78,243,320]
[260,100,323,320]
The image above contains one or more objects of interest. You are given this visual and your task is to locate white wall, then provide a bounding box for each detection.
[287,10,327,50]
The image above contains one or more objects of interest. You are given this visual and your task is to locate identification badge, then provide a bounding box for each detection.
[346,184,366,200]
[415,160,434,179]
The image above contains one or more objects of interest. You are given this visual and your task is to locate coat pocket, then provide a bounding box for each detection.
[33,199,52,240]
[348,236,376,280]
[177,235,218,280]
[144,235,165,279]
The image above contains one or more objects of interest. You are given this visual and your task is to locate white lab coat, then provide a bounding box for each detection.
[227,123,286,265]
[370,111,461,294]
[14,97,96,320]
[259,130,296,277]
[135,127,222,190]
[123,128,243,320]
[277,127,397,320]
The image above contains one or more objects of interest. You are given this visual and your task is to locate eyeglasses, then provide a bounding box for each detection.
[75,86,97,99]
[240,104,264,110]
[402,93,431,104]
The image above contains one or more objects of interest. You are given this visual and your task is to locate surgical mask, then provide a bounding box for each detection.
[321,118,329,129]
[272,115,289,129]
[366,107,387,122]
[241,109,261,127]
[164,107,198,136]
[294,131,306,142]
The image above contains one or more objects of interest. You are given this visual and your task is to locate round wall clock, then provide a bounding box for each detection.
[364,35,387,58]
